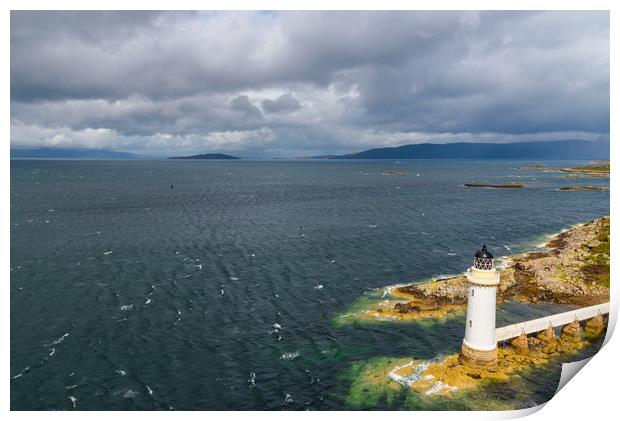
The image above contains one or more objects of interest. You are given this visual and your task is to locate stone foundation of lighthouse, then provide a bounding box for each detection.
[459,246,500,368]
[459,343,499,367]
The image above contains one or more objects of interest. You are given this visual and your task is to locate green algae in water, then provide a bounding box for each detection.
[333,291,384,327]
[333,284,465,328]
[339,356,538,410]
[337,356,475,410]
[338,333,606,410]
[280,343,371,366]
[338,357,411,409]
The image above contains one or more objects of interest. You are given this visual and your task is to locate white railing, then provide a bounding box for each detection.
[495,302,610,342]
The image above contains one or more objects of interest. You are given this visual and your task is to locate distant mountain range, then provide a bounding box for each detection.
[168,153,240,160]
[10,140,610,161]
[316,140,610,160]
[10,148,241,160]
[11,147,137,159]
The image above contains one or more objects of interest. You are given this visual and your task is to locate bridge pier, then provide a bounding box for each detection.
[584,313,605,336]
[560,319,581,342]
[536,323,556,345]
[510,332,529,355]
[490,303,609,365]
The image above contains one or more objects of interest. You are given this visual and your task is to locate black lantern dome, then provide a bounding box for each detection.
[474,245,494,270]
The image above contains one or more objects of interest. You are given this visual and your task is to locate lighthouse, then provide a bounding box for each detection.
[459,245,500,368]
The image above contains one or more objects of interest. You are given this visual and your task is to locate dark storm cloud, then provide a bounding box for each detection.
[347,11,610,134]
[10,11,462,102]
[10,11,609,156]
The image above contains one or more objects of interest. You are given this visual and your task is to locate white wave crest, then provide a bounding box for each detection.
[280,351,300,360]
[46,332,69,347]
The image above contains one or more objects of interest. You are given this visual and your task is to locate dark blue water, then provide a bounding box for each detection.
[10,159,609,410]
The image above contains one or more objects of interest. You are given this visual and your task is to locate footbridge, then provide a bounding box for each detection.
[495,302,610,343]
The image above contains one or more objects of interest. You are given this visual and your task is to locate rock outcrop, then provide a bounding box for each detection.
[368,216,610,321]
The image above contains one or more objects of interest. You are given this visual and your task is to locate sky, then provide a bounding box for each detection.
[10,11,610,158]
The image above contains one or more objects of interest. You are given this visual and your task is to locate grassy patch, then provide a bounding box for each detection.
[581,218,610,287]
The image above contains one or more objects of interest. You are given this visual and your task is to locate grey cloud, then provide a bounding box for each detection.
[344,11,609,134]
[9,11,609,157]
[6,11,496,102]
[230,95,263,119]
[261,93,301,113]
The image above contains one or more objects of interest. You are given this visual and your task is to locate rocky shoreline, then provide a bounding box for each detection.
[360,216,609,322]
[341,216,610,405]
[520,161,610,178]
[342,317,607,409]
[390,319,605,398]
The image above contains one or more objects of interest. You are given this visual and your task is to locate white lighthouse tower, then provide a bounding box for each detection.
[459,245,500,368]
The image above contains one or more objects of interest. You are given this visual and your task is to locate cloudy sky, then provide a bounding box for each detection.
[10,11,609,158]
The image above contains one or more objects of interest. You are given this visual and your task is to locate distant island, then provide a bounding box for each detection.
[168,153,240,160]
[464,183,524,189]
[520,162,610,191]
[520,161,610,178]
[311,140,609,160]
[559,186,609,191]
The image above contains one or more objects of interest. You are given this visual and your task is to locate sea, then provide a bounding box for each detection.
[10,159,609,410]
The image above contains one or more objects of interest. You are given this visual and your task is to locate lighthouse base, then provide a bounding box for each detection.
[459,343,498,368]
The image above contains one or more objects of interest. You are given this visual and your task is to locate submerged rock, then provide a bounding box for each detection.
[464,183,524,188]
[559,186,608,191]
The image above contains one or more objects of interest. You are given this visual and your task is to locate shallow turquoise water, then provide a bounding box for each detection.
[10,159,609,410]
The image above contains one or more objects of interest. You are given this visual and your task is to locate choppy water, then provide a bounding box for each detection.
[10,159,609,410]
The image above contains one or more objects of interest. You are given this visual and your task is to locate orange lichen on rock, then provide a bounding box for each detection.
[401,334,592,396]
